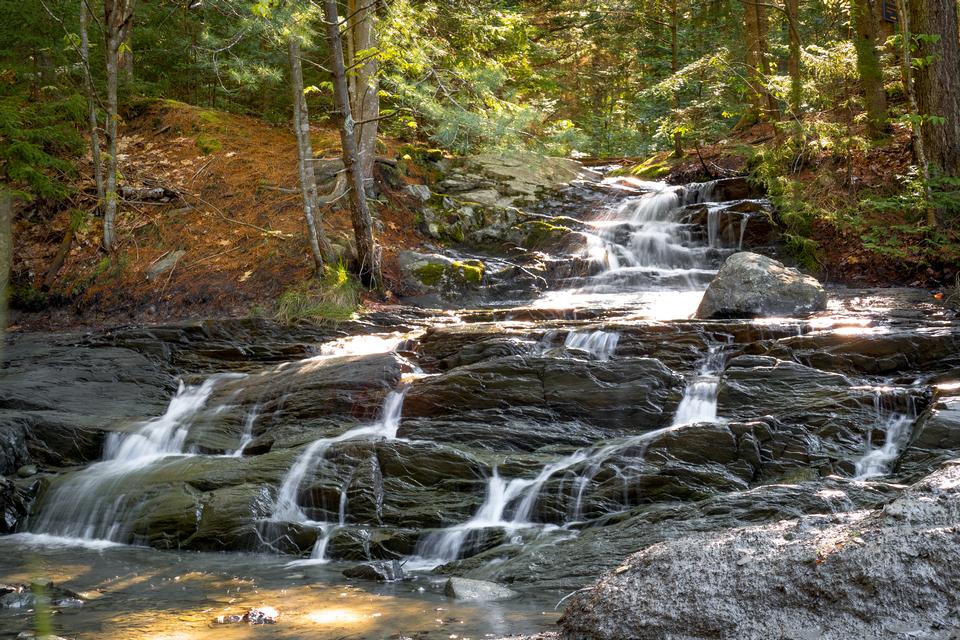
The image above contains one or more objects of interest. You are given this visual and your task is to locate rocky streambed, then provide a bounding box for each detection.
[2,169,959,639]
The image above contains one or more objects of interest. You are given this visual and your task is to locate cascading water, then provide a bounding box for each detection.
[854,390,918,479]
[28,374,242,541]
[271,389,406,563]
[672,339,729,425]
[416,337,730,564]
[563,330,620,360]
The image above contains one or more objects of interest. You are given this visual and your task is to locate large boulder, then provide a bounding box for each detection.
[558,460,960,640]
[696,252,827,319]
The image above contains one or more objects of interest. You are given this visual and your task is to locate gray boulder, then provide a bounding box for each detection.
[696,252,827,319]
[558,460,960,640]
[443,577,518,601]
[343,560,405,582]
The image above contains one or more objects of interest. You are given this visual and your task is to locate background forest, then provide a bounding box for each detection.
[2,0,960,324]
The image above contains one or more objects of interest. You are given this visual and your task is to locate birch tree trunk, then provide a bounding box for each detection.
[348,0,380,190]
[670,0,682,158]
[103,0,134,252]
[288,34,335,273]
[321,0,380,286]
[80,0,104,204]
[851,0,889,136]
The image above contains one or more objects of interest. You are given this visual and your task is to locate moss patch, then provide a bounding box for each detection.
[451,260,484,284]
[611,154,673,179]
[413,262,446,286]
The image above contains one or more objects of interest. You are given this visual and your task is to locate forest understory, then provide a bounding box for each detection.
[8,98,956,332]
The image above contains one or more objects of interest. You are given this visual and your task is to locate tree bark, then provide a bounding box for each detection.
[119,6,134,85]
[897,0,934,227]
[0,190,10,337]
[851,0,889,136]
[103,0,134,252]
[908,0,960,199]
[786,0,802,116]
[742,0,775,123]
[321,0,380,286]
[348,0,380,189]
[80,0,104,204]
[670,0,683,158]
[288,34,335,273]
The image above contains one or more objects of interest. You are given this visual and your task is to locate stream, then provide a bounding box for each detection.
[2,174,959,639]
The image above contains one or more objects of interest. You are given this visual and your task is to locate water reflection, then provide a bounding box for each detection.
[0,536,559,639]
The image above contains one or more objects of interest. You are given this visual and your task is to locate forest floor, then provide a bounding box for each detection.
[9,100,954,331]
[10,99,425,331]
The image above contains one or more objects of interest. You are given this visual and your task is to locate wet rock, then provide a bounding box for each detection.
[16,465,36,478]
[0,333,175,469]
[679,200,779,250]
[696,252,827,319]
[443,577,518,601]
[558,461,960,640]
[404,355,684,430]
[214,606,279,625]
[0,582,84,609]
[343,560,405,582]
[0,477,31,534]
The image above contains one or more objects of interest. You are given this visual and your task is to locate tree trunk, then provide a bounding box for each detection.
[0,190,10,336]
[786,0,802,116]
[348,0,380,189]
[897,0,934,227]
[670,0,683,158]
[80,0,104,204]
[908,0,960,207]
[852,0,889,136]
[119,8,134,86]
[288,34,335,273]
[742,0,773,123]
[321,0,380,286]
[103,0,134,252]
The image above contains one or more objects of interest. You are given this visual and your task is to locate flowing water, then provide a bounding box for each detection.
[4,175,951,639]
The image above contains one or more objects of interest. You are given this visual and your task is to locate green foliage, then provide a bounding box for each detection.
[274,262,360,323]
[0,91,85,202]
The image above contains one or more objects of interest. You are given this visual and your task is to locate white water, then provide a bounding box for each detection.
[672,340,728,426]
[29,375,241,541]
[854,392,917,479]
[564,330,620,360]
[272,390,406,564]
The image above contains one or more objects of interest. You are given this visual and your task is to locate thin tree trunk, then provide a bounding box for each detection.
[908,0,960,212]
[851,0,889,136]
[786,0,802,116]
[0,190,10,338]
[288,34,335,272]
[120,10,134,85]
[671,0,683,158]
[103,0,134,252]
[80,0,104,204]
[349,0,380,189]
[321,0,380,286]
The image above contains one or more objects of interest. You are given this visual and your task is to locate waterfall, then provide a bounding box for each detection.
[415,339,730,564]
[672,340,728,426]
[564,330,620,360]
[28,374,242,541]
[854,391,917,479]
[271,389,406,563]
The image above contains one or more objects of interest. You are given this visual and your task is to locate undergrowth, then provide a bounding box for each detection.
[274,262,360,323]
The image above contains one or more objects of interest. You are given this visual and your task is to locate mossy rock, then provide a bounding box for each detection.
[611,154,673,180]
[413,262,446,287]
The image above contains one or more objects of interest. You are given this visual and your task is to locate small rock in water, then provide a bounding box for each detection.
[213,606,279,625]
[342,560,405,582]
[0,582,84,609]
[16,465,37,478]
[443,577,518,602]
